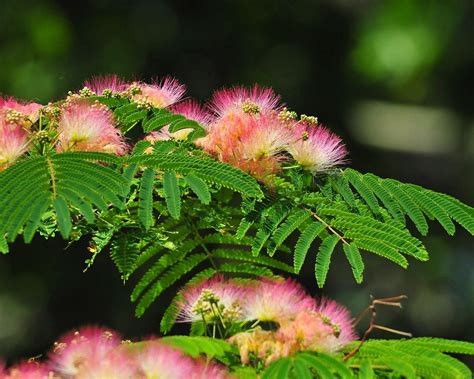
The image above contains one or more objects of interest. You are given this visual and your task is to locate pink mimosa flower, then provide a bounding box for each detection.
[4,361,54,379]
[0,97,43,126]
[132,77,186,108]
[75,348,137,379]
[210,85,281,117]
[193,358,231,379]
[48,326,121,377]
[228,328,294,366]
[289,123,347,173]
[202,113,292,181]
[0,121,30,170]
[56,100,127,155]
[134,342,195,378]
[242,278,315,323]
[315,298,357,350]
[83,75,128,95]
[177,276,247,323]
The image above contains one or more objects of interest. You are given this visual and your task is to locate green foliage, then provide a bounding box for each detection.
[262,352,352,379]
[0,152,127,243]
[344,338,474,378]
[160,335,236,359]
[163,170,181,219]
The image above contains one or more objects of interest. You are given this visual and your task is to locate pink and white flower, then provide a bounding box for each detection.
[83,75,128,95]
[315,297,357,350]
[134,342,195,378]
[0,97,43,126]
[48,326,121,377]
[0,121,30,170]
[74,348,136,379]
[242,278,315,323]
[56,100,127,155]
[3,361,54,379]
[177,276,247,323]
[132,77,186,108]
[288,123,347,173]
[210,85,281,117]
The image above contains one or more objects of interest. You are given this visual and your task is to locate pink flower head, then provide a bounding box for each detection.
[202,113,292,181]
[4,361,53,379]
[210,85,281,117]
[193,358,230,379]
[289,123,347,173]
[315,297,357,350]
[134,342,196,378]
[49,326,121,377]
[0,97,42,126]
[242,278,315,323]
[0,121,30,170]
[75,348,137,379]
[56,100,127,155]
[228,328,294,367]
[83,75,128,95]
[177,276,247,323]
[172,100,213,126]
[132,77,186,108]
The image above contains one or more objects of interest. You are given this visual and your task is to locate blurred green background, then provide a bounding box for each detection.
[0,0,473,367]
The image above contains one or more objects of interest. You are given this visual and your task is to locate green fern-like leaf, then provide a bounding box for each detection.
[315,234,339,287]
[252,202,291,256]
[269,208,311,256]
[128,152,263,199]
[160,336,235,359]
[184,174,211,204]
[294,221,325,273]
[261,357,293,379]
[135,253,207,317]
[109,234,141,280]
[163,170,181,219]
[343,243,364,284]
[138,168,155,230]
[0,152,129,244]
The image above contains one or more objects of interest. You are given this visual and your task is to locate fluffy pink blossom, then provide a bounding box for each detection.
[288,123,347,173]
[56,100,127,155]
[0,121,30,170]
[172,100,212,126]
[48,326,121,377]
[228,328,294,366]
[177,276,248,323]
[0,97,42,126]
[210,85,281,117]
[145,100,211,142]
[4,361,54,379]
[242,278,315,323]
[132,77,186,108]
[202,113,292,181]
[134,342,195,378]
[74,348,137,379]
[192,358,230,379]
[83,75,128,95]
[315,298,357,350]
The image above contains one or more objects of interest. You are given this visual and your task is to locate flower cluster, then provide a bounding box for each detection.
[0,97,42,170]
[0,76,348,182]
[0,326,229,379]
[177,276,356,365]
[198,86,347,181]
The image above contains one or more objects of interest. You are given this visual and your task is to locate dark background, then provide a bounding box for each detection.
[0,0,473,367]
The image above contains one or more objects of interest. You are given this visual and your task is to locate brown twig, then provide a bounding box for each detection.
[344,295,411,361]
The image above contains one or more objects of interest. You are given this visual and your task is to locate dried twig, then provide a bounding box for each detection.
[344,295,411,361]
